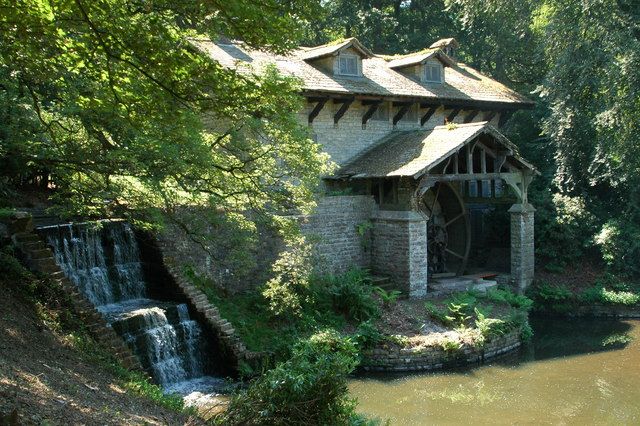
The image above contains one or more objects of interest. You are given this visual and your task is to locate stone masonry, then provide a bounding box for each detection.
[509,203,535,292]
[299,195,377,273]
[370,210,428,297]
[362,328,522,372]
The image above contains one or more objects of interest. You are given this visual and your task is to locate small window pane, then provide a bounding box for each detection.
[338,55,358,76]
[424,64,442,83]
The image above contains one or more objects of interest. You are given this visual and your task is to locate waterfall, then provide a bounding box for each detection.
[40,221,224,397]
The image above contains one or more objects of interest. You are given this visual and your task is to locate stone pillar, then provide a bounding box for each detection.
[371,210,428,298]
[508,203,535,292]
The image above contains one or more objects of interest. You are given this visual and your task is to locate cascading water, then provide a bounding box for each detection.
[41,221,224,401]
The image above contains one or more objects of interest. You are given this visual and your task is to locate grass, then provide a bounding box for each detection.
[69,332,188,412]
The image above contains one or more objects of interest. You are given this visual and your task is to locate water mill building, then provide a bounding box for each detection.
[194,36,538,297]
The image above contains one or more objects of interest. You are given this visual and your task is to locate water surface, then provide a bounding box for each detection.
[350,318,640,425]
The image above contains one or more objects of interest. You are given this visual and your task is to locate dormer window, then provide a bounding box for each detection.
[338,54,359,76]
[424,62,443,83]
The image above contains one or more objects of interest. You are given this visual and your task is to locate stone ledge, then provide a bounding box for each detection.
[361,329,522,373]
[371,210,426,222]
[158,246,264,373]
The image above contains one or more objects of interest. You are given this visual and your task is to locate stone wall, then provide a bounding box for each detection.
[299,195,377,273]
[509,203,535,292]
[371,210,428,297]
[299,102,502,166]
[362,329,522,372]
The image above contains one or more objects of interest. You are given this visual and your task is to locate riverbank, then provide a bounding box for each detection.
[358,288,532,372]
[528,270,640,318]
[350,316,640,424]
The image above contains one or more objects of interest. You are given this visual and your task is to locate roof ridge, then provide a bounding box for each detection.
[432,121,489,129]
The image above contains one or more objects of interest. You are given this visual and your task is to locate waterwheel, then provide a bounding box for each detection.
[418,182,471,276]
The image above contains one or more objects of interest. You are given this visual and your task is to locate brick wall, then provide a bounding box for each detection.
[299,195,377,273]
[509,203,535,292]
[370,210,428,297]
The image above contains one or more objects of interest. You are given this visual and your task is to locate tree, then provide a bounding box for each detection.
[0,0,329,226]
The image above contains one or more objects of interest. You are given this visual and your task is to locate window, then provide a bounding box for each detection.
[338,54,359,76]
[424,62,443,83]
[370,103,389,121]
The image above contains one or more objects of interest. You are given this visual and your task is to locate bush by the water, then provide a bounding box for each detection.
[530,278,640,313]
[424,287,533,342]
[218,330,372,425]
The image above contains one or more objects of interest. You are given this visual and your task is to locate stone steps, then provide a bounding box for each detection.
[161,256,263,373]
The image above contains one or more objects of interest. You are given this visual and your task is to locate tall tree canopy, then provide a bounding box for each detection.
[0,0,329,224]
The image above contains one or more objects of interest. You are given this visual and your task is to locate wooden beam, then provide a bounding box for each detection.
[463,110,479,123]
[308,98,328,125]
[420,107,437,126]
[393,102,412,126]
[362,99,384,106]
[333,98,354,125]
[362,100,382,128]
[302,90,534,111]
[498,111,514,127]
[466,143,473,174]
[482,111,497,122]
[447,108,461,122]
[423,172,523,183]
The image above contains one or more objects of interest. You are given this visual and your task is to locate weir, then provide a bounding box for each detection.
[39,221,225,397]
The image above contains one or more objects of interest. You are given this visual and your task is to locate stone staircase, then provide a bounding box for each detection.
[159,257,264,372]
[11,230,143,372]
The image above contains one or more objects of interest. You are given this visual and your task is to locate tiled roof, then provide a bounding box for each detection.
[386,50,455,69]
[300,37,374,60]
[191,38,534,108]
[336,122,536,178]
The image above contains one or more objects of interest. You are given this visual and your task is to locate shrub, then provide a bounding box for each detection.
[262,237,313,318]
[594,219,640,276]
[328,269,379,322]
[425,301,448,323]
[373,287,402,306]
[486,288,534,311]
[219,330,370,425]
[579,286,640,306]
[474,309,509,339]
[353,320,383,350]
[535,192,596,267]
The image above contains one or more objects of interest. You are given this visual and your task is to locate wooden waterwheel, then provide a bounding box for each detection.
[418,182,471,276]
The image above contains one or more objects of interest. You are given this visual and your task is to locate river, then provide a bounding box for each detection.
[349,317,640,425]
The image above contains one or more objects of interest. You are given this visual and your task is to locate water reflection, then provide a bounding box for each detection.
[350,318,640,425]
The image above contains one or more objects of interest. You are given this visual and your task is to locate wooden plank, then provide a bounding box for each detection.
[482,110,497,122]
[333,98,354,125]
[446,108,461,122]
[393,103,412,125]
[361,101,382,128]
[308,98,328,124]
[420,107,437,126]
[463,110,479,123]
